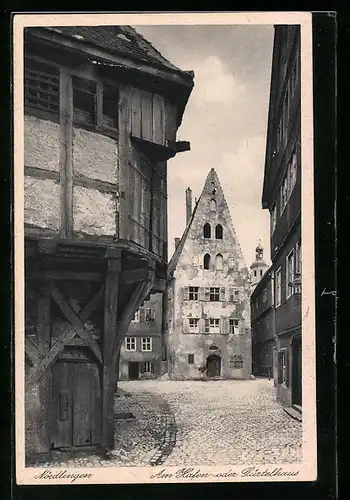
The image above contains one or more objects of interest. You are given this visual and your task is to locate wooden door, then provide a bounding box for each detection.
[51,357,101,449]
[292,337,302,406]
[206,355,221,378]
[128,362,139,380]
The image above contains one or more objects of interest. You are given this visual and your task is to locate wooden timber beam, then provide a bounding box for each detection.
[101,251,121,448]
[111,259,156,368]
[26,270,103,281]
[29,29,194,89]
[119,268,149,285]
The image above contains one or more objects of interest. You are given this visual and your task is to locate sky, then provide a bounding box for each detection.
[134,24,274,267]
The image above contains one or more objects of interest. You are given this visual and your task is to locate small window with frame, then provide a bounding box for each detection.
[73,76,96,126]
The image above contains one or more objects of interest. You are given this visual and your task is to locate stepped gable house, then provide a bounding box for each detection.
[167,169,252,380]
[261,25,302,410]
[23,25,194,460]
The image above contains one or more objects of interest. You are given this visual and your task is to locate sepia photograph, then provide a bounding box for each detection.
[13,12,316,485]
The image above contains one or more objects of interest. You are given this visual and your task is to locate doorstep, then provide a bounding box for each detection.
[283,406,302,422]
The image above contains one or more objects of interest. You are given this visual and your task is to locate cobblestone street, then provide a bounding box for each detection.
[32,377,301,468]
[120,378,302,466]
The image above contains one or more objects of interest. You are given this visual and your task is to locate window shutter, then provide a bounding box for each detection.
[139,308,145,322]
[183,318,189,334]
[219,319,226,335]
[239,321,245,335]
[277,352,283,384]
[204,287,210,301]
[224,318,230,335]
[199,318,205,333]
[220,287,226,301]
[229,287,233,302]
[184,287,189,301]
[285,348,290,387]
[150,308,155,321]
[199,287,205,301]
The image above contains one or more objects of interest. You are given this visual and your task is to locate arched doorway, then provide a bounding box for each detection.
[206,354,221,378]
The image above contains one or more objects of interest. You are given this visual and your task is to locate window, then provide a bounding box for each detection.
[189,287,199,301]
[144,308,155,322]
[260,270,263,277]
[290,150,297,190]
[280,147,298,214]
[215,224,223,239]
[141,337,152,352]
[189,318,199,333]
[203,223,211,239]
[229,288,239,302]
[209,319,220,334]
[24,59,60,115]
[275,268,282,307]
[254,270,257,277]
[135,307,155,322]
[209,287,220,302]
[231,354,244,369]
[229,319,239,335]
[73,76,96,125]
[142,361,153,374]
[126,337,136,351]
[131,310,140,322]
[188,354,195,364]
[102,84,118,129]
[72,76,119,132]
[209,199,217,211]
[215,254,223,271]
[286,250,294,299]
[203,253,211,270]
[295,241,302,293]
[271,204,277,234]
[278,349,289,385]
[204,319,210,334]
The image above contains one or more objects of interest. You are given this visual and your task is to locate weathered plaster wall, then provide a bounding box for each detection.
[24,176,61,230]
[24,115,60,172]
[168,170,252,380]
[73,186,117,236]
[72,128,119,184]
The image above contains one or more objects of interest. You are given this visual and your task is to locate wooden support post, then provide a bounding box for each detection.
[112,260,156,368]
[36,284,51,453]
[101,251,121,449]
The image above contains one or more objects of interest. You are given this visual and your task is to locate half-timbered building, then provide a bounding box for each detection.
[23,25,194,460]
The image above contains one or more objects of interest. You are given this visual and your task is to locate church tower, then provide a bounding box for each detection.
[250,241,268,289]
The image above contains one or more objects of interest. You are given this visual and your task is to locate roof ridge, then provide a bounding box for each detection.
[123,26,181,71]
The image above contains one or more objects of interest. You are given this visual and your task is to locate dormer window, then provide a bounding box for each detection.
[203,223,211,239]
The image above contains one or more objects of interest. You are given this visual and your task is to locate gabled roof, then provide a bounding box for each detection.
[168,168,245,277]
[168,198,199,278]
[42,25,193,78]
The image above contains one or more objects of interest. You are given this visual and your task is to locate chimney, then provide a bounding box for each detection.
[174,237,180,249]
[186,187,192,225]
